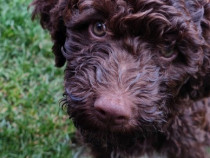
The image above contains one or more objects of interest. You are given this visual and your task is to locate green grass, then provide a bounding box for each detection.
[0,0,77,157]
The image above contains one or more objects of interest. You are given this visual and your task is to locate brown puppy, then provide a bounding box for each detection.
[31,0,210,157]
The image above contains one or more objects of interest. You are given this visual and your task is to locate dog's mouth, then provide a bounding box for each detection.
[92,110,137,133]
[65,90,138,133]
[70,108,137,134]
[64,87,165,135]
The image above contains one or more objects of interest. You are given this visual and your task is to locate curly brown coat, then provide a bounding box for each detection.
[31,0,210,157]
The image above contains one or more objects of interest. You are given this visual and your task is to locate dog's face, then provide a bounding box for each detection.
[32,0,210,137]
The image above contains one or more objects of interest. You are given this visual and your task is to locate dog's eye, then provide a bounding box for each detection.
[91,22,106,37]
[160,49,174,58]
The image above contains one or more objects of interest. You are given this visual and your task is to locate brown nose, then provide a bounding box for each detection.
[94,96,131,124]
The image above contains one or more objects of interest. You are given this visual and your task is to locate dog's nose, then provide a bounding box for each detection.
[94,96,131,124]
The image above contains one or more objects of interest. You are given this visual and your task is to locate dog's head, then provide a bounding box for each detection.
[31,0,210,137]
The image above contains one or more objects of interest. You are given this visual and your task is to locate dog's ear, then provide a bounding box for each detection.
[201,2,210,44]
[180,1,210,99]
[31,0,71,67]
[184,0,205,36]
[185,1,210,40]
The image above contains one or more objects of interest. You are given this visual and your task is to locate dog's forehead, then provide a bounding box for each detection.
[74,0,164,12]
[70,0,183,25]
[71,0,204,20]
[70,0,173,25]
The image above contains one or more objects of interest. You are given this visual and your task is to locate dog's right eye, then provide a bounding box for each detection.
[160,47,178,60]
[160,49,174,58]
[91,21,106,37]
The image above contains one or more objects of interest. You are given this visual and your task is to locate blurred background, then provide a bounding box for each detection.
[0,0,80,157]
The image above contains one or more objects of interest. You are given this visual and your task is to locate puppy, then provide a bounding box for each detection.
[31,0,210,157]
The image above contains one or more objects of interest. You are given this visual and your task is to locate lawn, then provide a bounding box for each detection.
[0,0,78,157]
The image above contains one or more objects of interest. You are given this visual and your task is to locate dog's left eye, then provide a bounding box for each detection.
[91,22,106,37]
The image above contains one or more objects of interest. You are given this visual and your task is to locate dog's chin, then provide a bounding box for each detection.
[72,117,139,136]
[77,124,138,139]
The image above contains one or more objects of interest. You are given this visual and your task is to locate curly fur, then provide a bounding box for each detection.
[31,0,210,157]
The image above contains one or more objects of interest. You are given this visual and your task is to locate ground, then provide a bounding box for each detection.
[0,0,76,157]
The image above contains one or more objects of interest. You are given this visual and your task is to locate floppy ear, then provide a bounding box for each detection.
[201,2,210,45]
[180,1,210,100]
[185,0,204,38]
[31,0,71,67]
[185,0,210,39]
